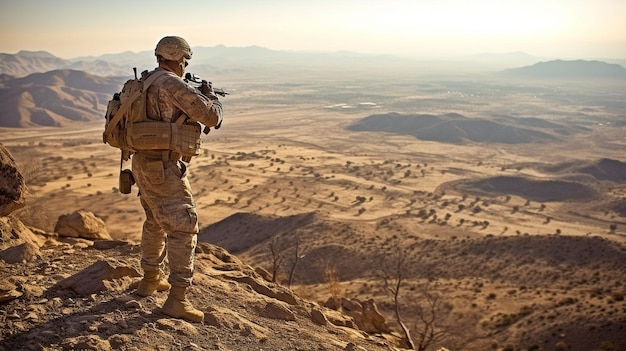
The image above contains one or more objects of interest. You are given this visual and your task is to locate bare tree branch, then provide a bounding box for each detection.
[380,249,415,350]
[287,234,306,288]
[268,234,285,283]
[414,284,449,351]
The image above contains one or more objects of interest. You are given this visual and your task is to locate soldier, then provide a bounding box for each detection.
[133,36,223,323]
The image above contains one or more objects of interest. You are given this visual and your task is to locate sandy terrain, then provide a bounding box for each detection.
[3,74,626,350]
[4,104,624,244]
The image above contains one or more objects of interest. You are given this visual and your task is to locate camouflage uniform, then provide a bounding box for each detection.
[132,68,222,287]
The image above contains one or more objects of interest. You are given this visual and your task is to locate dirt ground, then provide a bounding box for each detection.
[2,76,626,350]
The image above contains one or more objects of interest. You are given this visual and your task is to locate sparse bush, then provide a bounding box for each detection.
[597,341,615,351]
[555,341,569,351]
[324,265,344,299]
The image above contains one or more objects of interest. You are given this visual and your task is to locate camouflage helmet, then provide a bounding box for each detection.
[155,36,192,61]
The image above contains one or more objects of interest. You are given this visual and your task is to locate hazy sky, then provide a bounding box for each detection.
[1,0,624,59]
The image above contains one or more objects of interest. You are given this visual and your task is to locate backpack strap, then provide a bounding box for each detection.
[104,69,169,138]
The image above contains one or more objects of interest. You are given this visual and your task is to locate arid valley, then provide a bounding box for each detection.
[2,50,626,351]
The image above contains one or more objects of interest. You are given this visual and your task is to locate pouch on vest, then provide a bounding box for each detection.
[128,121,172,151]
[171,119,202,157]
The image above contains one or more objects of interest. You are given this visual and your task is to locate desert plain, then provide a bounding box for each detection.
[2,65,626,350]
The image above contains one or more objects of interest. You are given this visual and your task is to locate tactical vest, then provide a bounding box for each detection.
[104,69,202,160]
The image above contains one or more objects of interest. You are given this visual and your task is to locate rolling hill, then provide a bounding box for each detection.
[198,209,626,350]
[453,176,598,203]
[542,158,626,182]
[346,112,575,144]
[0,69,122,127]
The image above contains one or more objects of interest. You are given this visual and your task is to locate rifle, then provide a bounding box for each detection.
[184,73,229,97]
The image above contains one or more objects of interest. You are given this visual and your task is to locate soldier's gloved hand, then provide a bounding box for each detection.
[199,80,214,96]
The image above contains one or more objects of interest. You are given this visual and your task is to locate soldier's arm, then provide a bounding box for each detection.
[166,78,223,128]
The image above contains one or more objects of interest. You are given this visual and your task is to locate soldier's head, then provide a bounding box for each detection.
[155,36,192,77]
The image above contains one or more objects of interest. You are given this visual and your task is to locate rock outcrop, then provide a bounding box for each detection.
[325,296,391,333]
[54,210,111,240]
[0,215,45,250]
[0,144,26,217]
[0,238,396,351]
[56,260,141,295]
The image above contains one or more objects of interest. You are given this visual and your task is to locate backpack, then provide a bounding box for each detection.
[104,68,204,194]
[103,68,170,160]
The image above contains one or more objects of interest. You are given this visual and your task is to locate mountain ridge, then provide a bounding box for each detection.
[502,59,626,79]
[6,47,625,80]
[0,51,130,77]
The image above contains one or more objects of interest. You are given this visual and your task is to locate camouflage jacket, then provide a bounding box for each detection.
[145,68,223,128]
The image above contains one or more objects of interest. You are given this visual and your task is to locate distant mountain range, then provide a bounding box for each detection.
[502,60,626,79]
[0,51,132,78]
[0,47,404,79]
[4,48,625,79]
[1,48,625,128]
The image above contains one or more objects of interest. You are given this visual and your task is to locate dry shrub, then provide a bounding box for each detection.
[324,265,344,299]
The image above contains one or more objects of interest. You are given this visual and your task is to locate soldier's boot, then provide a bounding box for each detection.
[136,269,171,297]
[161,285,204,323]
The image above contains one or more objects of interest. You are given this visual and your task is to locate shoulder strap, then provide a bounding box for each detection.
[143,68,170,88]
[104,69,169,137]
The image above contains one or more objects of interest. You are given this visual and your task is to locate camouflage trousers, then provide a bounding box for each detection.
[132,152,199,287]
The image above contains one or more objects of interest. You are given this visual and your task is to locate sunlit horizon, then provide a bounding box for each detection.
[1,0,625,60]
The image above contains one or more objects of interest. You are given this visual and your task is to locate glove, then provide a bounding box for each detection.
[199,80,214,96]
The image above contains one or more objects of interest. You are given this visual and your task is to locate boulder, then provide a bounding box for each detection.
[60,335,111,351]
[0,144,26,217]
[361,299,390,333]
[54,210,111,240]
[0,242,41,263]
[0,216,46,250]
[0,278,22,303]
[56,260,141,295]
[258,301,296,321]
[310,307,329,326]
[326,297,390,333]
